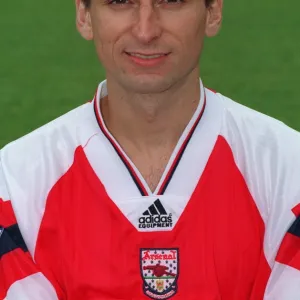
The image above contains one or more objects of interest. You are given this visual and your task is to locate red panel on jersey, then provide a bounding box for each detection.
[249,250,271,300]
[292,203,300,217]
[0,249,36,298]
[34,137,270,299]
[276,232,300,271]
[0,199,17,227]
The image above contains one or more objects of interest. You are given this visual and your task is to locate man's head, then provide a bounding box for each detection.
[76,0,223,94]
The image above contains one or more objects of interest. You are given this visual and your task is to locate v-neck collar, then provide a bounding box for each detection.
[93,80,206,197]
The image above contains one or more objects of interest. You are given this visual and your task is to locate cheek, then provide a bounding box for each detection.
[95,31,120,68]
[91,15,123,62]
[183,14,206,39]
[174,17,206,56]
[165,9,206,44]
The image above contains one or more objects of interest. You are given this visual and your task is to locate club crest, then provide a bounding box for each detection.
[140,248,179,299]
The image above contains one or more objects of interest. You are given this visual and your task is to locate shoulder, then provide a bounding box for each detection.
[207,89,300,209]
[1,100,100,192]
[205,88,300,164]
[212,91,300,262]
[219,93,300,270]
[216,92,300,164]
[1,101,98,176]
[209,90,300,264]
[0,101,100,255]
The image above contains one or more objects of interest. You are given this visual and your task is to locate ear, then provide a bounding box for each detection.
[205,0,223,37]
[75,0,93,40]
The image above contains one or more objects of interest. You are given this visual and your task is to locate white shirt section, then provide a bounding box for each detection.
[1,102,99,257]
[264,263,300,299]
[0,155,10,202]
[219,95,300,267]
[5,272,59,300]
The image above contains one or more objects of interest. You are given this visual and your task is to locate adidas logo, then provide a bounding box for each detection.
[138,199,173,229]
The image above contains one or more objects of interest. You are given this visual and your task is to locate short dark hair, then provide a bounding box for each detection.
[82,0,214,8]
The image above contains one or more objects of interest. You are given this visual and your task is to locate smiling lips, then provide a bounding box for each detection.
[125,51,170,67]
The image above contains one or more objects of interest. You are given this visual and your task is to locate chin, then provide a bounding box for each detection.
[121,74,175,94]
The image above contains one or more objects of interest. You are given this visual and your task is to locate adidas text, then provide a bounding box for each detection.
[138,214,173,229]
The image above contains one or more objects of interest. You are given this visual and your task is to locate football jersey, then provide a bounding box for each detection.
[1,79,300,300]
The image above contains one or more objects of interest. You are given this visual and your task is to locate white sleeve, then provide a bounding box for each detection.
[219,96,300,299]
[0,154,59,300]
[263,134,300,299]
[263,201,300,298]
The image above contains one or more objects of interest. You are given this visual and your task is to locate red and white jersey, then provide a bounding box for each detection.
[1,79,300,300]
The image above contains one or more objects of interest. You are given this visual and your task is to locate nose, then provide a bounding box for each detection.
[131,3,162,44]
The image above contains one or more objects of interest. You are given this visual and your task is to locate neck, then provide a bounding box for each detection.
[100,70,201,151]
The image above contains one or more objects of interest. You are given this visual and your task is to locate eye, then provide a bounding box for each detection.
[107,0,130,4]
[106,0,185,6]
[159,0,185,4]
[107,0,185,4]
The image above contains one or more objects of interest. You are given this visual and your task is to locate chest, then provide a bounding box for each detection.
[34,145,267,300]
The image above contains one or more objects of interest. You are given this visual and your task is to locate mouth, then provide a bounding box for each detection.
[125,52,169,59]
[124,51,170,67]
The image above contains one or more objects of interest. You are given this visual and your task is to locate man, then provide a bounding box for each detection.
[0,0,299,299]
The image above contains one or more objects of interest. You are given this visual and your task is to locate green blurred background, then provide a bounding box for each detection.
[0,1,299,147]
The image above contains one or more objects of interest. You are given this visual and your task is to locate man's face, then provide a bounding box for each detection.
[77,0,222,94]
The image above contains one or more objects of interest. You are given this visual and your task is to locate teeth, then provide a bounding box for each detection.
[130,53,164,59]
